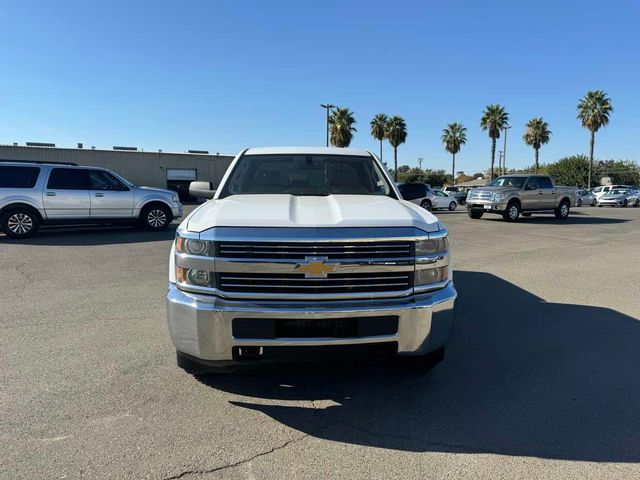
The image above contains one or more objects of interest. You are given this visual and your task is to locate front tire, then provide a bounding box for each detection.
[554,200,570,219]
[577,198,583,207]
[420,199,432,211]
[467,209,484,219]
[591,199,597,206]
[1,208,40,239]
[622,199,628,208]
[503,201,520,222]
[140,204,172,231]
[448,201,457,211]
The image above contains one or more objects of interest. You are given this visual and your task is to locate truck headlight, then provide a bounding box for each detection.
[415,237,448,256]
[493,192,505,202]
[176,237,214,256]
[176,267,215,288]
[415,266,448,285]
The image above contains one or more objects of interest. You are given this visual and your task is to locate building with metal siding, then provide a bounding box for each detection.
[0,144,234,198]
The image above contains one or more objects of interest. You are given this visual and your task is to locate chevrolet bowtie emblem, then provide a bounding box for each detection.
[295,257,337,278]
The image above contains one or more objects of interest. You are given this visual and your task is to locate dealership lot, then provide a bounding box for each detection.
[1,206,639,479]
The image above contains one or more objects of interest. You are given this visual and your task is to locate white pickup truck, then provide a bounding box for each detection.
[166,147,456,373]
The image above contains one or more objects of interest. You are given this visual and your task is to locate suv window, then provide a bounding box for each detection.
[88,170,128,191]
[0,166,40,188]
[538,177,553,189]
[47,168,89,190]
[400,183,426,200]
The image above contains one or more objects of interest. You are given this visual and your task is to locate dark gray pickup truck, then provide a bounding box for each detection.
[466,174,577,221]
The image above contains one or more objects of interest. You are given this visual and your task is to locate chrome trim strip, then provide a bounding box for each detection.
[414,280,450,293]
[233,334,399,347]
[415,253,449,270]
[215,257,414,274]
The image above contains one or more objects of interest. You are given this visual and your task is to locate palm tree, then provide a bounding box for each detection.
[480,104,509,179]
[441,122,467,186]
[522,118,552,173]
[577,90,613,187]
[384,116,408,181]
[329,107,357,147]
[370,113,388,162]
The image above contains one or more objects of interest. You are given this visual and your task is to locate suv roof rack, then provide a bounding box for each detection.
[0,159,78,166]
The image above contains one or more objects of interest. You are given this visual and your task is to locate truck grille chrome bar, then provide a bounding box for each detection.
[217,241,413,260]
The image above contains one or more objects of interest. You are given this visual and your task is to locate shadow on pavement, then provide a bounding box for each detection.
[198,271,640,462]
[0,224,177,246]
[482,214,629,224]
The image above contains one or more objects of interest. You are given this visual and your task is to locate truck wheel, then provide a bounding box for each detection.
[554,200,570,219]
[1,208,40,239]
[398,347,445,372]
[420,199,432,211]
[622,199,628,208]
[503,201,520,221]
[467,209,483,219]
[448,201,457,211]
[140,204,172,231]
[591,199,597,206]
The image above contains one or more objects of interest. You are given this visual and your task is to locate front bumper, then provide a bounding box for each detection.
[166,282,457,364]
[598,200,624,206]
[466,200,508,213]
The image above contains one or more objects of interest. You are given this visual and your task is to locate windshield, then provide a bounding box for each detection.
[608,189,627,195]
[220,154,394,197]
[489,176,528,187]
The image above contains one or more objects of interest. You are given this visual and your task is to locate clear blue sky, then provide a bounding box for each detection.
[1,0,638,173]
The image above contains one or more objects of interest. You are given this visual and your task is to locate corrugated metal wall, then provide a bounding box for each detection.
[0,145,234,189]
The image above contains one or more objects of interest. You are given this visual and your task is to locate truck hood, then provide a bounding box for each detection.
[186,194,441,233]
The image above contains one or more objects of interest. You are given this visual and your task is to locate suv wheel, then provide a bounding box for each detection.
[554,200,570,219]
[468,209,483,219]
[503,201,520,222]
[622,199,628,208]
[448,201,457,211]
[140,204,172,231]
[1,209,40,239]
[591,199,597,206]
[420,199,432,211]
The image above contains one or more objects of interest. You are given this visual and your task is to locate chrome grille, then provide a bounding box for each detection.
[467,190,493,201]
[216,241,413,260]
[216,272,413,295]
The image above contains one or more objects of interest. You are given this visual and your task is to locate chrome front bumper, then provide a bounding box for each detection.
[166,282,457,363]
[466,200,508,212]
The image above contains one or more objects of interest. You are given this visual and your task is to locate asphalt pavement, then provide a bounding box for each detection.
[1,205,639,479]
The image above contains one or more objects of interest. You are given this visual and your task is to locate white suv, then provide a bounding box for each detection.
[397,183,438,211]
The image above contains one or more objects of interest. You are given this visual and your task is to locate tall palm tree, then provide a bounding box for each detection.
[522,118,551,173]
[370,113,388,162]
[441,122,467,186]
[329,107,357,147]
[384,116,408,181]
[577,90,613,187]
[480,104,509,179]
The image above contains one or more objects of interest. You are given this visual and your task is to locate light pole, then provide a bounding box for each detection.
[320,104,335,147]
[502,125,511,174]
[498,151,503,176]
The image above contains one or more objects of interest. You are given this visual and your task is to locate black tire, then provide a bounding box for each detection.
[554,200,570,219]
[448,201,457,211]
[503,201,520,222]
[591,199,597,207]
[635,199,640,208]
[622,199,628,208]
[177,351,209,375]
[597,204,603,207]
[467,209,484,219]
[1,208,40,239]
[398,347,445,372]
[522,212,532,217]
[420,199,432,211]
[140,204,172,231]
[577,198,582,207]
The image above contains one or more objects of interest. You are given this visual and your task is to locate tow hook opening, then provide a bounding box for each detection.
[234,346,264,361]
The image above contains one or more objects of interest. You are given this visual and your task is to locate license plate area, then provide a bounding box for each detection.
[484,204,492,210]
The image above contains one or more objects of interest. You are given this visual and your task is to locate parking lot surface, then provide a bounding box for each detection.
[1,206,639,479]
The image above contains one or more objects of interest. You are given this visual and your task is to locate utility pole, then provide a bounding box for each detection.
[502,125,511,174]
[320,104,335,147]
[498,151,503,176]
[418,157,424,170]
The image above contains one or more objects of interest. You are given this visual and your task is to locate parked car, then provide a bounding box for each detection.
[597,188,640,207]
[167,147,456,373]
[0,162,183,238]
[396,182,438,211]
[433,190,458,211]
[576,189,597,207]
[441,186,468,205]
[466,174,577,221]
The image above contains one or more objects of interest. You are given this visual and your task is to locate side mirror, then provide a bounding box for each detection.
[189,181,216,199]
